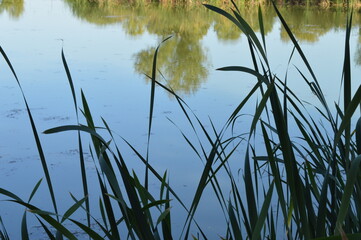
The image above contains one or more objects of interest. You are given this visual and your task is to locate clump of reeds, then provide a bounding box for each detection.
[0,1,361,239]
[203,1,361,238]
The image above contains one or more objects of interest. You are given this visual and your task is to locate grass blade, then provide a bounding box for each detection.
[251,182,274,240]
[0,46,59,218]
[145,36,172,190]
[335,155,361,233]
[228,202,243,240]
[28,179,42,203]
[61,196,87,223]
[21,212,29,240]
[69,219,104,240]
[62,49,90,228]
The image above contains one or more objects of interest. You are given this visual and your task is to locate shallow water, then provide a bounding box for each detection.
[0,0,361,238]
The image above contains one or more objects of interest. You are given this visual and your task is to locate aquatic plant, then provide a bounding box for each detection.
[0,1,361,239]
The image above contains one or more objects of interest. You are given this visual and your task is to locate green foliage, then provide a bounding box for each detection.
[0,0,24,19]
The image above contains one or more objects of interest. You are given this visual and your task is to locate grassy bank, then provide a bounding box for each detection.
[1,1,361,239]
[75,0,361,8]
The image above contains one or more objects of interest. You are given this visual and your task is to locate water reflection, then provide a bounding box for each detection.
[355,28,361,65]
[134,37,210,95]
[64,1,213,94]
[213,6,277,41]
[63,1,276,94]
[278,6,360,42]
[0,0,24,19]
[62,1,361,93]
[131,5,212,94]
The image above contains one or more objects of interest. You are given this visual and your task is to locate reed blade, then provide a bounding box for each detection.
[0,46,59,218]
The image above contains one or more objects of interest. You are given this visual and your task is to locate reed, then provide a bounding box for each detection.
[0,1,361,239]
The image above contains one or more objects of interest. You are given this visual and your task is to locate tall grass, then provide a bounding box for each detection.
[1,1,361,239]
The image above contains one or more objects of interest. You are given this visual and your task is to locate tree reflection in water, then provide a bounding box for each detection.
[0,0,24,19]
[134,37,210,95]
[279,6,360,42]
[63,0,361,93]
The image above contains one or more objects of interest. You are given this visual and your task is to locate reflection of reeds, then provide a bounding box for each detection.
[1,1,361,239]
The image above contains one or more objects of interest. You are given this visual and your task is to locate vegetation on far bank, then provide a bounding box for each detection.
[78,0,361,8]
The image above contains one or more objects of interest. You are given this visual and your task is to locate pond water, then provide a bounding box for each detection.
[0,0,361,238]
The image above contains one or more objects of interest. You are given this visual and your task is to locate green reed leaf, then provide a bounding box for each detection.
[251,182,274,240]
[335,155,361,233]
[61,196,87,223]
[69,219,104,240]
[0,46,59,219]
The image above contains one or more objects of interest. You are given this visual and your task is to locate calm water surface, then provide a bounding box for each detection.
[0,0,361,238]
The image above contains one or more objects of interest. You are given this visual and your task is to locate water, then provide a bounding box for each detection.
[0,0,360,238]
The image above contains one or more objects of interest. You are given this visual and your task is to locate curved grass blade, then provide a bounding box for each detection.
[250,82,274,136]
[44,125,108,147]
[260,123,289,234]
[244,146,257,236]
[231,9,268,66]
[342,12,353,169]
[21,212,29,240]
[228,202,243,240]
[334,84,361,154]
[96,171,121,240]
[316,172,329,237]
[22,179,43,240]
[61,48,90,228]
[98,197,108,232]
[61,196,87,223]
[272,2,317,84]
[230,0,240,13]
[61,48,77,113]
[0,188,23,202]
[0,217,9,240]
[217,66,267,81]
[0,216,10,240]
[183,132,222,239]
[335,155,361,233]
[258,5,267,54]
[251,182,274,240]
[69,193,113,239]
[7,200,76,240]
[145,36,172,190]
[121,138,188,212]
[203,4,267,64]
[28,178,43,203]
[0,46,59,218]
[356,118,361,154]
[162,180,172,240]
[101,120,156,240]
[69,219,104,240]
[155,208,171,230]
[36,217,56,240]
